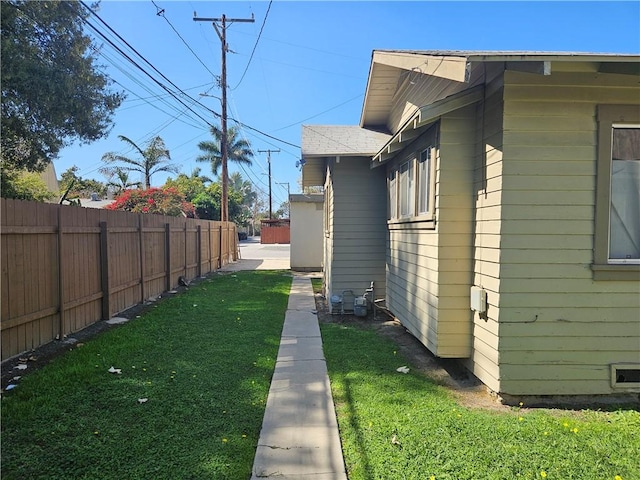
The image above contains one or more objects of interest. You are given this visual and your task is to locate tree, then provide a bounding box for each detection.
[101,135,178,189]
[163,168,211,201]
[59,165,108,199]
[106,187,194,217]
[1,1,124,173]
[192,182,244,222]
[0,169,55,202]
[104,168,141,196]
[196,125,253,176]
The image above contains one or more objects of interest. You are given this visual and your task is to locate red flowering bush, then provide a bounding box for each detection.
[106,187,195,217]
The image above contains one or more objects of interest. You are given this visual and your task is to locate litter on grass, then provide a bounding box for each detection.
[6,384,17,390]
[138,398,148,404]
[14,364,27,370]
[396,366,410,374]
[108,366,122,374]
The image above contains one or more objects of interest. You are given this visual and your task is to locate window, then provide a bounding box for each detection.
[388,169,397,219]
[609,125,640,262]
[399,160,414,217]
[386,123,438,226]
[593,105,640,280]
[418,147,434,216]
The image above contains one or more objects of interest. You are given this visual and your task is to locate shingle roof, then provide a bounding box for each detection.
[301,125,391,157]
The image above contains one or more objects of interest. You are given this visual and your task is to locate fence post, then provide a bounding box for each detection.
[197,225,202,278]
[208,222,213,272]
[165,223,171,291]
[184,221,188,278]
[138,215,146,303]
[99,221,110,321]
[57,208,66,338]
[218,224,223,269]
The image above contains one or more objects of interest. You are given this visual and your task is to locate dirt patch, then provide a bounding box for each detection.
[312,288,510,412]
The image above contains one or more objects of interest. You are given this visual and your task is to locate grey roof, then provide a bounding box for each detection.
[302,125,391,157]
[373,49,640,61]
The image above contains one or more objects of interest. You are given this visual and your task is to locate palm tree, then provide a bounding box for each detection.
[101,135,178,189]
[105,167,142,196]
[196,125,253,176]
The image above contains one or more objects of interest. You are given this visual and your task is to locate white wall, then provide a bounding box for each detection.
[290,194,324,271]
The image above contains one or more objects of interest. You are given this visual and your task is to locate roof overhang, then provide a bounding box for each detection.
[371,84,485,166]
[361,50,640,129]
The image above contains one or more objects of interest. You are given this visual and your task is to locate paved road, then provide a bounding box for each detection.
[222,236,290,271]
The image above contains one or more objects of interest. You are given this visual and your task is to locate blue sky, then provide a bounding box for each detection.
[56,1,640,207]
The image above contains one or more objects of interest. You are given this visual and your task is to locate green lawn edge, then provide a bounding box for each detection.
[1,271,292,480]
[320,321,640,480]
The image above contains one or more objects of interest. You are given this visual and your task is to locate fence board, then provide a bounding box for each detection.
[1,199,238,361]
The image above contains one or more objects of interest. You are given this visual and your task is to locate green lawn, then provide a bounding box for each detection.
[320,322,640,480]
[1,271,292,480]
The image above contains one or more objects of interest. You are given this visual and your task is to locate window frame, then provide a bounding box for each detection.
[593,104,640,280]
[418,145,436,219]
[398,159,415,218]
[387,123,438,229]
[388,169,397,220]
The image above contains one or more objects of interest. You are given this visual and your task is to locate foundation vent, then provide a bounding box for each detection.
[611,364,640,390]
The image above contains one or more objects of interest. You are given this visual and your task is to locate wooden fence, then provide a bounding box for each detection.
[260,219,290,244]
[1,198,238,361]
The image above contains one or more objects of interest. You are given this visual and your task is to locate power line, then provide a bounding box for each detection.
[74,1,218,128]
[273,93,363,132]
[232,0,272,90]
[150,0,220,82]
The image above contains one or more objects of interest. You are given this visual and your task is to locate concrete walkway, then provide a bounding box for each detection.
[251,275,347,479]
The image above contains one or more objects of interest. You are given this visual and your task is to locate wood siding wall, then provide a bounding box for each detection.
[1,199,238,361]
[495,69,640,395]
[464,65,506,393]
[326,157,387,310]
[386,105,477,358]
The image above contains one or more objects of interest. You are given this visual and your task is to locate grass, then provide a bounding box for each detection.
[320,321,640,480]
[1,270,292,480]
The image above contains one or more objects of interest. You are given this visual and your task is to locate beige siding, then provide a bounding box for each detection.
[386,104,477,358]
[326,157,387,310]
[497,69,640,395]
[464,72,505,391]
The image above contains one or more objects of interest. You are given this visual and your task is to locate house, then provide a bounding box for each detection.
[302,125,391,309]
[301,50,640,401]
[290,193,324,271]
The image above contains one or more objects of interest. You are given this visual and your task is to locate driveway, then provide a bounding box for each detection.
[222,236,290,271]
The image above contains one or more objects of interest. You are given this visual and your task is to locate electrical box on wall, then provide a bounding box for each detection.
[470,286,487,313]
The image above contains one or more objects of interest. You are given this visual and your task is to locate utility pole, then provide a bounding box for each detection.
[193,13,254,222]
[258,149,280,219]
[276,182,290,217]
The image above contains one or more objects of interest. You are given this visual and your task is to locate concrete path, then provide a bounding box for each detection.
[251,275,347,480]
[223,237,290,271]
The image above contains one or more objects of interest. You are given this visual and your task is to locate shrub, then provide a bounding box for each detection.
[106,187,195,217]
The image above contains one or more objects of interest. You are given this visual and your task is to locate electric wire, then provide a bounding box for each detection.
[231,0,272,90]
[150,0,220,82]
[76,1,219,128]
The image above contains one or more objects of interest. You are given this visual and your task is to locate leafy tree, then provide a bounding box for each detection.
[0,169,55,201]
[1,0,124,173]
[59,165,107,198]
[274,201,290,219]
[192,182,243,222]
[196,125,254,176]
[229,171,257,208]
[106,187,194,217]
[101,135,178,188]
[104,168,141,196]
[163,168,211,201]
